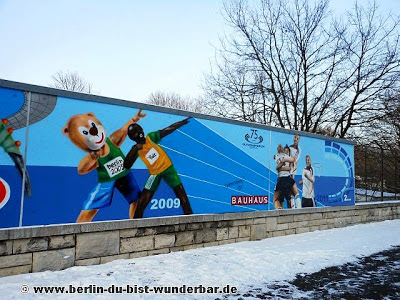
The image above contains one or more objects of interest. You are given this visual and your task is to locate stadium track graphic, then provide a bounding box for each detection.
[160,119,272,213]
[324,141,354,203]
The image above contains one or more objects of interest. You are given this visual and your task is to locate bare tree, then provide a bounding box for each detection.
[352,88,399,197]
[146,91,205,113]
[382,91,400,148]
[203,0,400,138]
[361,89,400,148]
[50,71,93,94]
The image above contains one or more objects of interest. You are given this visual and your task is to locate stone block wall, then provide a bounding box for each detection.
[0,202,399,277]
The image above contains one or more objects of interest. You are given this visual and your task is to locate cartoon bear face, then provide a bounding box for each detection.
[63,113,107,152]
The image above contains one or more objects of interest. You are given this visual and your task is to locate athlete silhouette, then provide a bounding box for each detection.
[124,117,193,218]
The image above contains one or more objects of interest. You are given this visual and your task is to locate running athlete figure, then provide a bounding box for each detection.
[124,117,193,218]
[299,155,316,207]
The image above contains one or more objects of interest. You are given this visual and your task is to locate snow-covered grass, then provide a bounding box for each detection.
[1,220,399,299]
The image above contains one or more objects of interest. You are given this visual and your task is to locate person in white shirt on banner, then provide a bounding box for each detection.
[289,134,301,172]
[299,155,316,207]
[289,134,301,208]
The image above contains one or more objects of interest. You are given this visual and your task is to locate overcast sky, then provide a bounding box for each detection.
[0,0,399,103]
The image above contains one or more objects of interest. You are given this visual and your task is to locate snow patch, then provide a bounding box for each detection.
[0,220,399,299]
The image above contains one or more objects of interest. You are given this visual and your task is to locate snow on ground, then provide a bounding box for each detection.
[1,220,399,299]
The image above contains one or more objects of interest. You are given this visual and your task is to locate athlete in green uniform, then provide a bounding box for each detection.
[124,118,193,218]
[82,138,140,212]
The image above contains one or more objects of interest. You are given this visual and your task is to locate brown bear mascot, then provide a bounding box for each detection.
[62,109,146,222]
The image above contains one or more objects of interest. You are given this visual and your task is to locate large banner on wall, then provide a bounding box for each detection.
[0,84,355,228]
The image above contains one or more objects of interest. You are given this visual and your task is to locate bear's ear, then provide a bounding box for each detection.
[62,126,69,136]
[86,112,95,117]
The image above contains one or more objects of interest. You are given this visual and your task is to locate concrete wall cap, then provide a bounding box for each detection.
[0,202,398,240]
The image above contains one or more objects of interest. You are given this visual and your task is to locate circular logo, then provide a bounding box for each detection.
[0,177,11,209]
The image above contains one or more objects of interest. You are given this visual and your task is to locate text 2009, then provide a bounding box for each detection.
[150,198,180,210]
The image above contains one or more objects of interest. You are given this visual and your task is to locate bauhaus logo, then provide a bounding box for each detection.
[231,195,268,205]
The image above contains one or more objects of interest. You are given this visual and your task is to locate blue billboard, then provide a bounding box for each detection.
[0,82,355,228]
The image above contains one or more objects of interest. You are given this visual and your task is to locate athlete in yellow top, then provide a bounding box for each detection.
[124,117,193,218]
